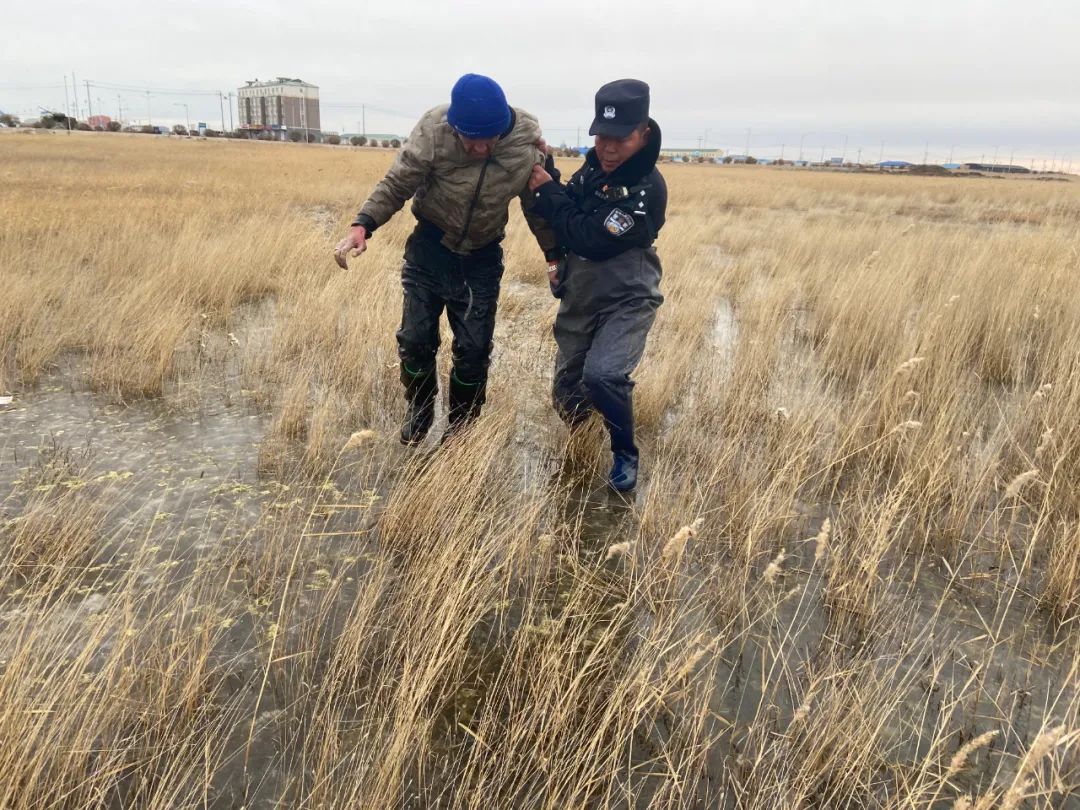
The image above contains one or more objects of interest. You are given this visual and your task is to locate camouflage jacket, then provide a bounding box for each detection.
[352,105,558,257]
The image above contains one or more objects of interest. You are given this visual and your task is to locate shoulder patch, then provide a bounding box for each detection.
[604,208,635,237]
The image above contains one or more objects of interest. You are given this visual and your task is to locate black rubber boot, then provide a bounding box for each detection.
[441,372,486,444]
[400,366,437,446]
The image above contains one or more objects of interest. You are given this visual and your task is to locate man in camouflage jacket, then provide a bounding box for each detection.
[335,74,559,445]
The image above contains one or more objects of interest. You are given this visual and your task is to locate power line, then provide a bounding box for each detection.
[0,82,66,90]
[321,102,417,120]
[86,79,221,97]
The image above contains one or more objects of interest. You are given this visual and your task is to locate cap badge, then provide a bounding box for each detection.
[603,106,616,119]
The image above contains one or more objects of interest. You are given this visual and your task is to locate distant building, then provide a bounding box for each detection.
[878,160,913,170]
[87,114,112,129]
[959,163,1030,174]
[660,148,723,160]
[341,132,406,144]
[238,77,321,141]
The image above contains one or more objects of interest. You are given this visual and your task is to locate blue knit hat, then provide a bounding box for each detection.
[447,74,511,138]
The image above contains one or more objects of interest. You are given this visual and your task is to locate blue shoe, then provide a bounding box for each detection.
[608,451,638,492]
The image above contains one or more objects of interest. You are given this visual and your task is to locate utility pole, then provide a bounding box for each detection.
[744,127,751,158]
[218,92,226,132]
[361,103,366,138]
[856,146,862,165]
[117,95,123,124]
[841,134,848,163]
[1008,147,1015,169]
[697,136,703,152]
[820,145,825,163]
[228,92,234,133]
[84,80,93,121]
[62,75,72,134]
[923,142,929,165]
[992,146,999,169]
[576,126,580,149]
[174,102,190,134]
[948,146,955,164]
[780,143,785,162]
[72,72,80,120]
[799,133,806,162]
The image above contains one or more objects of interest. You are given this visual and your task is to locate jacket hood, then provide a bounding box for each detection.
[585,117,662,184]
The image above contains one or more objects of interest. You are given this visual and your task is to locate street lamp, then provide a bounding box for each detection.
[173,102,190,135]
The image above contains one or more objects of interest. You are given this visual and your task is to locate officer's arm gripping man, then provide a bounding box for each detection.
[531,173,655,262]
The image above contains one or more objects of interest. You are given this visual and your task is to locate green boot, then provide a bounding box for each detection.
[440,372,485,444]
[400,365,437,446]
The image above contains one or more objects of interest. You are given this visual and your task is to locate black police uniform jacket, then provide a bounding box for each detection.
[531,119,666,315]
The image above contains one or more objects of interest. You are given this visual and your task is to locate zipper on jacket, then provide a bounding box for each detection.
[456,156,492,251]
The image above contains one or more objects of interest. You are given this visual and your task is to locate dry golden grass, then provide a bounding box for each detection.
[1,129,1079,808]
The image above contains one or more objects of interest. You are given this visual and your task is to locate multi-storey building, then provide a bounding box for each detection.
[237,78,321,141]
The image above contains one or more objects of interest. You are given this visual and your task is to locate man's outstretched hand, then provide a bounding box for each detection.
[334,224,368,269]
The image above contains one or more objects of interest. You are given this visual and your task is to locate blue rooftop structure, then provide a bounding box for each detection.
[878,160,913,169]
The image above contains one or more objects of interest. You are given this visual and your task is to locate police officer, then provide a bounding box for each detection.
[334,74,559,445]
[527,79,666,492]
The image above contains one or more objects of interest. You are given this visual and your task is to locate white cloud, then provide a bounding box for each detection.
[3,0,1077,160]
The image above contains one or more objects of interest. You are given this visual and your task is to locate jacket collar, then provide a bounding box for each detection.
[584,118,662,185]
[500,107,516,139]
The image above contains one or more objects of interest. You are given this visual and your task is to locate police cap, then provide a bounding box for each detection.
[589,79,650,138]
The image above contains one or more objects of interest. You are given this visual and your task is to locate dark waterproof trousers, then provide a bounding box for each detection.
[551,247,664,459]
[396,222,505,399]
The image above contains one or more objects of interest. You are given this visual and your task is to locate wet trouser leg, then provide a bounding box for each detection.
[443,253,504,429]
[396,262,444,442]
[552,335,593,428]
[397,261,445,378]
[558,298,660,458]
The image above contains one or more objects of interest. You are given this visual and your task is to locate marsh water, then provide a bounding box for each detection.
[1,355,1076,808]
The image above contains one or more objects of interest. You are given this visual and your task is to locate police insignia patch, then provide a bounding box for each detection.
[604,208,635,236]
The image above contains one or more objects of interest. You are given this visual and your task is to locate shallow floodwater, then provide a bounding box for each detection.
[1,357,1077,808]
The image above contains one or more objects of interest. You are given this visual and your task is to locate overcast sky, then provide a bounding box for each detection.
[3,0,1078,163]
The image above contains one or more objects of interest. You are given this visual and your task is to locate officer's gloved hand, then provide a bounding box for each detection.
[544,154,562,184]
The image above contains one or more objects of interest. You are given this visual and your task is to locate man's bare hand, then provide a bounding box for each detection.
[334,224,368,269]
[528,164,553,192]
